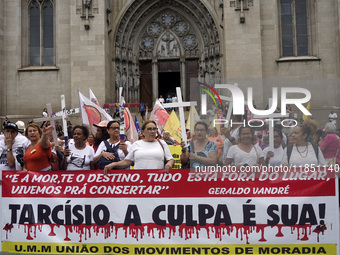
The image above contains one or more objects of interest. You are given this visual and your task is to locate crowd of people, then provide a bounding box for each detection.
[0,116,176,179]
[0,106,339,182]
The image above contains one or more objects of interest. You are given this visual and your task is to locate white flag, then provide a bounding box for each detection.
[149,100,169,133]
[78,91,112,126]
[89,88,100,106]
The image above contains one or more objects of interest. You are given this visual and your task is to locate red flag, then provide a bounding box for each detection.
[84,105,101,126]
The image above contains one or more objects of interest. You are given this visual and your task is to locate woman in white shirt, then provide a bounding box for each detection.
[263,129,284,167]
[62,125,95,170]
[281,124,326,167]
[225,126,264,167]
[104,120,174,174]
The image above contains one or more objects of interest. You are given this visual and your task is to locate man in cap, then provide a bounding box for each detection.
[0,122,30,172]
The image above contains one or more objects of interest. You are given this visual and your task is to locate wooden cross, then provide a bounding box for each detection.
[33,103,62,144]
[163,87,197,146]
[254,99,289,152]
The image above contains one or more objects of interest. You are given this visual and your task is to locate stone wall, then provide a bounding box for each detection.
[70,0,107,108]
[222,0,264,104]
[0,0,339,127]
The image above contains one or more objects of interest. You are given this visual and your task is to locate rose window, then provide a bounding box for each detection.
[161,12,176,27]
[141,37,155,51]
[148,23,162,37]
[183,35,197,49]
[175,22,189,36]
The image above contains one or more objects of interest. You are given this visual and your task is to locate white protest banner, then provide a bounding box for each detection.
[54,108,80,117]
[1,170,339,254]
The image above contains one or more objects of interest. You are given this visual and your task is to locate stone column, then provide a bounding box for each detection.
[180,56,186,100]
[152,58,158,103]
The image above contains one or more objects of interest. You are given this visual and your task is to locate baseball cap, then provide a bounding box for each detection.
[16,121,26,133]
[4,122,18,132]
[93,120,109,128]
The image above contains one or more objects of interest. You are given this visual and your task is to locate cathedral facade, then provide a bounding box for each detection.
[0,0,339,124]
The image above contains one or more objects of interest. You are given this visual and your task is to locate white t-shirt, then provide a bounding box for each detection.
[222,126,241,163]
[263,146,284,167]
[68,138,75,147]
[66,144,95,170]
[95,139,132,161]
[281,144,326,167]
[159,98,165,104]
[329,112,338,124]
[0,133,30,171]
[226,144,264,166]
[125,140,173,169]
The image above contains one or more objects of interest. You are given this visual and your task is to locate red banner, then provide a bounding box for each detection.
[103,103,140,108]
[2,170,335,198]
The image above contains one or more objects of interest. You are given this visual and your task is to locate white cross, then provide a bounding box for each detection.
[254,99,289,152]
[60,95,69,144]
[54,100,79,145]
[119,87,126,137]
[214,83,248,128]
[163,87,197,146]
[33,103,62,144]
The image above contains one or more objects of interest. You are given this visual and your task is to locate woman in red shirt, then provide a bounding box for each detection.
[23,123,54,172]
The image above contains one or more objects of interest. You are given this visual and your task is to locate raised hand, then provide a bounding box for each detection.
[43,125,54,136]
[4,132,14,148]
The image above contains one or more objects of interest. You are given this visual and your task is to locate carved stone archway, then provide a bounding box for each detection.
[114,0,222,106]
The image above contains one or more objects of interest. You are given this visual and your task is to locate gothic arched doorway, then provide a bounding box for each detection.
[114,0,222,108]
